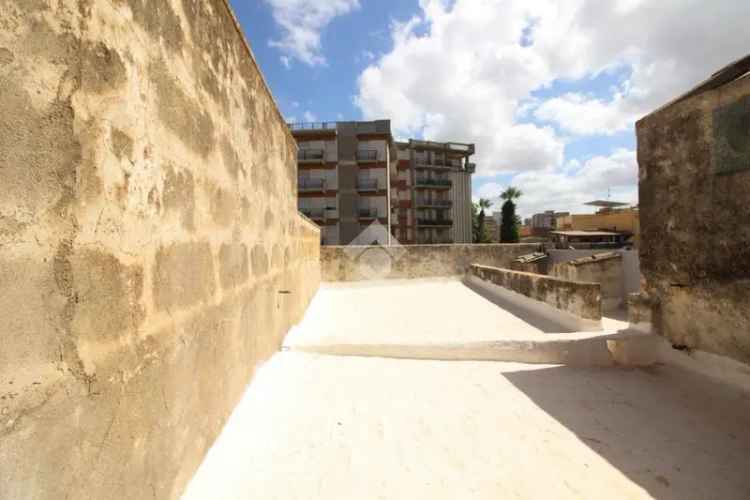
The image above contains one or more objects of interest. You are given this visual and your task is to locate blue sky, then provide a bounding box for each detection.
[229,0,748,218]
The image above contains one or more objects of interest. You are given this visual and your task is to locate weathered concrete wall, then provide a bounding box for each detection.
[547,249,641,296]
[550,253,624,312]
[321,244,539,281]
[469,265,602,321]
[0,2,320,499]
[636,71,750,364]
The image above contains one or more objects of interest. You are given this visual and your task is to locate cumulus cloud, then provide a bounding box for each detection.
[265,0,360,67]
[355,0,749,211]
[482,149,638,218]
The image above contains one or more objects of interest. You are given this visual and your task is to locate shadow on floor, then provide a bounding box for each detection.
[503,364,750,500]
[463,279,578,333]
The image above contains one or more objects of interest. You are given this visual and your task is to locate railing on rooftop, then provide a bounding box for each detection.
[356,149,379,161]
[288,122,337,131]
[298,178,326,192]
[298,149,325,161]
[357,179,379,192]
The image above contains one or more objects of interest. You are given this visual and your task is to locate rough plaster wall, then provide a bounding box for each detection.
[469,265,602,321]
[550,257,624,311]
[636,75,750,364]
[321,244,539,281]
[0,1,320,499]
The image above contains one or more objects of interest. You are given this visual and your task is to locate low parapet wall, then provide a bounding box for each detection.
[468,265,602,322]
[321,244,539,281]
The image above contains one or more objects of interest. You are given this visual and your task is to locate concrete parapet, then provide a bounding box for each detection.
[468,265,602,322]
[321,243,539,281]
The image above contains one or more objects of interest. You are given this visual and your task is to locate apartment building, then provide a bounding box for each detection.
[292,120,394,245]
[391,140,475,245]
[291,121,475,245]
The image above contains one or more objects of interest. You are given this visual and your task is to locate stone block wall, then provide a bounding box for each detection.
[469,265,602,321]
[321,243,539,281]
[550,253,624,311]
[636,70,750,365]
[0,1,320,498]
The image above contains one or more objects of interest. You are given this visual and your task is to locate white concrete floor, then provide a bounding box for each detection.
[183,352,750,500]
[182,280,750,499]
[285,279,629,348]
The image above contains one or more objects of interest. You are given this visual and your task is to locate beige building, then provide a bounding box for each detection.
[291,122,475,245]
[556,201,640,246]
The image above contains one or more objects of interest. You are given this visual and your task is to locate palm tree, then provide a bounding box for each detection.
[500,186,522,243]
[477,198,493,243]
[500,186,523,202]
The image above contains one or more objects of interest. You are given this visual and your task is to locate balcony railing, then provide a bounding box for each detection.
[417,218,453,226]
[358,208,379,219]
[299,178,326,192]
[298,149,325,161]
[288,122,337,131]
[357,179,379,192]
[356,150,378,161]
[415,178,453,188]
[416,199,452,208]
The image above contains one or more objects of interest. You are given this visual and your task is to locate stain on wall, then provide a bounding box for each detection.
[0,1,320,499]
[636,73,750,364]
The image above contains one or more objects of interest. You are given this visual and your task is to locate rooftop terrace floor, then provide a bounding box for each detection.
[184,353,750,500]
[183,279,750,500]
[284,278,631,363]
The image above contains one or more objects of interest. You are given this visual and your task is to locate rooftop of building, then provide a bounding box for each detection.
[185,278,750,500]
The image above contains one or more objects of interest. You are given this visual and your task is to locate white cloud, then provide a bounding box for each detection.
[265,0,360,67]
[355,0,749,212]
[302,110,318,123]
[534,92,637,136]
[480,149,638,218]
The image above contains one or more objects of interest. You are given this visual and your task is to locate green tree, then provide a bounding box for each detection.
[477,198,492,243]
[500,187,522,243]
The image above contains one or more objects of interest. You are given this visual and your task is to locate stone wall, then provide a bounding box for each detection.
[636,69,750,365]
[0,2,320,499]
[550,253,624,312]
[468,265,602,321]
[321,243,539,281]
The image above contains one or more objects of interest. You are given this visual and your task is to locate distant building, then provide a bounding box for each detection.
[530,210,569,236]
[556,201,639,246]
[484,217,499,242]
[290,120,475,245]
[550,230,629,250]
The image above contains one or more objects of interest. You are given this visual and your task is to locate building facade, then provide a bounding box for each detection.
[291,121,475,245]
[391,139,475,245]
[292,120,394,245]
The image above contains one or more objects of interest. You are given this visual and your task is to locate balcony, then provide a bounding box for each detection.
[299,178,326,193]
[288,122,337,131]
[358,208,379,219]
[298,149,325,163]
[415,178,452,189]
[417,218,453,227]
[299,207,326,222]
[357,179,379,192]
[356,150,379,162]
[416,199,452,208]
